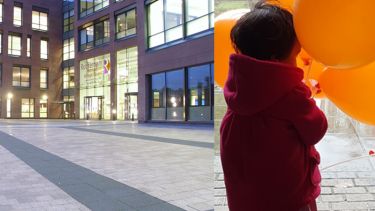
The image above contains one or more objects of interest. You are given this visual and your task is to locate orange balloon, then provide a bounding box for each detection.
[320,62,375,125]
[294,0,375,69]
[214,10,249,88]
[267,0,295,12]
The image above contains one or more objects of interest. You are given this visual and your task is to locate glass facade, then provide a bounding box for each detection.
[147,0,214,48]
[116,47,138,120]
[79,54,111,120]
[115,9,136,40]
[21,98,34,118]
[12,66,30,87]
[8,34,21,56]
[32,10,48,31]
[63,67,75,89]
[80,19,110,51]
[80,0,109,18]
[150,63,213,121]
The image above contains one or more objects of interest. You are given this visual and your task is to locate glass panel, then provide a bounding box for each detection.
[188,64,211,121]
[151,73,166,120]
[165,0,183,30]
[148,0,164,46]
[13,6,22,26]
[166,69,184,120]
[186,0,210,35]
[40,40,48,59]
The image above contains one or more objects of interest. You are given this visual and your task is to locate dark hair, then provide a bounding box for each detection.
[230,1,296,61]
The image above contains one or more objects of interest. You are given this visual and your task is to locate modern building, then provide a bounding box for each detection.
[0,0,214,123]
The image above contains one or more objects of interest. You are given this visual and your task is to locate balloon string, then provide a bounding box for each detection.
[321,154,375,171]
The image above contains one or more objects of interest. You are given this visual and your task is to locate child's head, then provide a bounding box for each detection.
[231,1,300,66]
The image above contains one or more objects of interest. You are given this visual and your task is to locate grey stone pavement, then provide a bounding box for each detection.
[0,120,214,211]
[214,85,375,211]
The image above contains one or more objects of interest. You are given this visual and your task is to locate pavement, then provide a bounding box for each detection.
[0,120,214,211]
[214,86,375,211]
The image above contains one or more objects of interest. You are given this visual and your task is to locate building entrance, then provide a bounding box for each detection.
[84,96,103,120]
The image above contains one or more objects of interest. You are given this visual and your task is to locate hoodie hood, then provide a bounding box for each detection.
[224,54,304,116]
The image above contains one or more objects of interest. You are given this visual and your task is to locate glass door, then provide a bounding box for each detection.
[124,93,138,121]
[84,96,103,120]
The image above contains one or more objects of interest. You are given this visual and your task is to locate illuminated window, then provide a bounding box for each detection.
[80,0,109,18]
[12,66,30,87]
[115,8,136,39]
[13,5,22,26]
[63,38,75,60]
[40,98,48,118]
[32,11,48,31]
[40,69,48,89]
[27,36,31,57]
[40,39,48,59]
[21,98,34,118]
[8,34,21,56]
[63,67,75,89]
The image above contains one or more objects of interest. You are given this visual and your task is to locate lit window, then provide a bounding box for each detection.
[63,67,75,89]
[40,69,48,89]
[63,38,75,60]
[21,98,34,118]
[0,34,2,54]
[13,6,22,26]
[32,11,48,31]
[27,36,31,57]
[8,34,21,56]
[40,39,48,59]
[12,66,30,87]
[115,9,136,39]
[0,3,3,23]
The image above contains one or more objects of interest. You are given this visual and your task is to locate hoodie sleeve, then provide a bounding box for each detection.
[288,84,328,146]
[264,83,328,146]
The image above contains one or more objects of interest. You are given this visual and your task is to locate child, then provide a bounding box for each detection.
[220,2,328,211]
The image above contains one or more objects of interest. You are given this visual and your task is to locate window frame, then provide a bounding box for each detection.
[79,18,110,51]
[12,66,31,88]
[13,5,22,27]
[115,8,137,40]
[8,34,22,57]
[40,69,48,89]
[32,10,49,31]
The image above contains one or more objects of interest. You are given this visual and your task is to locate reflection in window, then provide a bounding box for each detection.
[8,34,21,56]
[166,69,184,120]
[40,69,48,89]
[147,0,213,48]
[80,0,109,18]
[115,9,136,39]
[12,66,30,87]
[13,6,22,26]
[21,98,34,118]
[40,39,48,59]
[32,11,48,31]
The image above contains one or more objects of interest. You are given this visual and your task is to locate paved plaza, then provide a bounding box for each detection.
[0,120,214,211]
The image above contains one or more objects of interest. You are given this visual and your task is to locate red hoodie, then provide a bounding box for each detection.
[220,54,328,211]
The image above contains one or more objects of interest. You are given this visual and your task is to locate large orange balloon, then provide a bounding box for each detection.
[267,0,295,12]
[214,9,249,88]
[294,0,375,69]
[320,63,375,125]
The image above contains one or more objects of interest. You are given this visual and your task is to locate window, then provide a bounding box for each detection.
[186,0,214,35]
[79,19,109,51]
[40,98,48,118]
[6,97,11,118]
[40,39,48,59]
[40,69,48,89]
[8,34,21,56]
[32,11,48,31]
[150,63,213,121]
[0,3,3,23]
[12,66,30,87]
[13,5,22,26]
[27,36,31,57]
[151,73,166,120]
[21,98,34,118]
[188,64,212,121]
[80,0,109,18]
[115,9,136,39]
[63,67,75,89]
[0,33,2,54]
[0,65,2,86]
[64,9,74,32]
[63,38,75,60]
[146,0,214,48]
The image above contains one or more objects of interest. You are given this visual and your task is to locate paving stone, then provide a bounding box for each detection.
[346,193,374,201]
[320,194,346,202]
